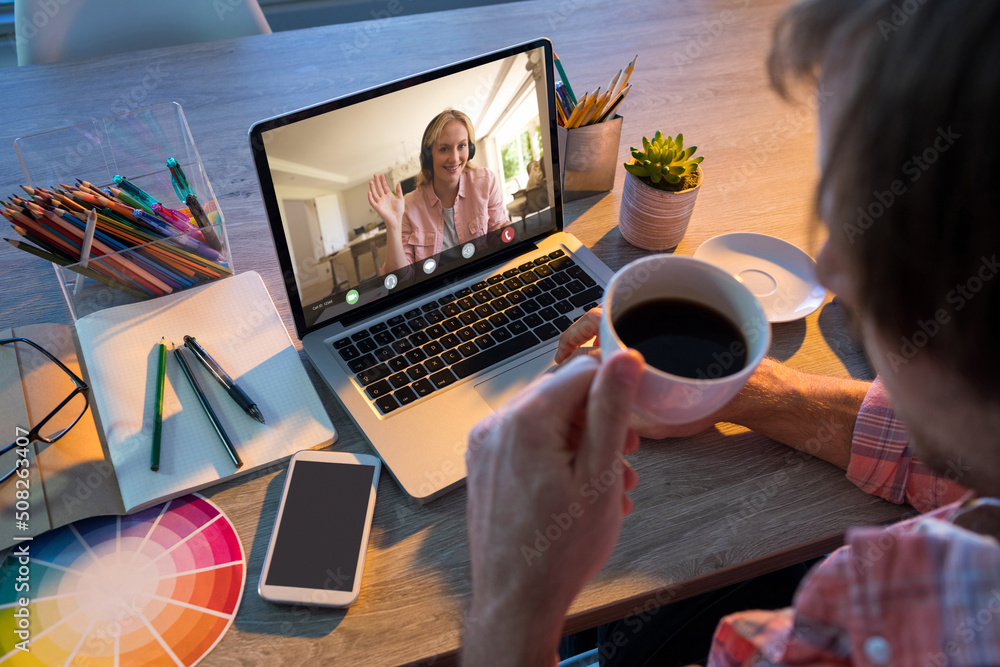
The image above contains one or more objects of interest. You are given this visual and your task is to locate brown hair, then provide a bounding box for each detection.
[416,108,477,188]
[769,0,1000,396]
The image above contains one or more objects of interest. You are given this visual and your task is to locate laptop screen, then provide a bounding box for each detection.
[249,39,561,338]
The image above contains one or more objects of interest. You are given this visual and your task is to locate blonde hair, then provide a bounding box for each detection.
[416,108,477,188]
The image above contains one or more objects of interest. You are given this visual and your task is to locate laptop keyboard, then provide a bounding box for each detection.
[331,250,604,415]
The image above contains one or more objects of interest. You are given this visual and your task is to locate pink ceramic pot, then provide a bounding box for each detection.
[618,168,703,250]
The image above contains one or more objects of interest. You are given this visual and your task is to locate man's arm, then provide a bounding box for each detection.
[462,352,644,667]
[722,361,967,510]
[720,358,868,470]
[555,308,968,511]
[555,309,867,467]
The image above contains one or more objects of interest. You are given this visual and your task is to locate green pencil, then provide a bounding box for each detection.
[151,337,167,471]
[553,52,578,107]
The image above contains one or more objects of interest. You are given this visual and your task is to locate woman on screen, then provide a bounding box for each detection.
[369,109,509,275]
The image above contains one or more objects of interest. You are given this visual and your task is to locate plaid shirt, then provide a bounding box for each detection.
[707,378,1000,666]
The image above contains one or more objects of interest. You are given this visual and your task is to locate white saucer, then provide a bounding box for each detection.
[693,233,827,323]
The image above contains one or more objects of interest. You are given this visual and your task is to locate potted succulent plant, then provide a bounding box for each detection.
[619,131,704,250]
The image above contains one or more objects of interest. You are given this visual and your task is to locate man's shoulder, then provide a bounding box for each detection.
[844,496,1000,574]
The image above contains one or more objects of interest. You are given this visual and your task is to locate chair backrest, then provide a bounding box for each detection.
[526,159,545,189]
[15,0,271,66]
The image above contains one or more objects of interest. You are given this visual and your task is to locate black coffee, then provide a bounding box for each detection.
[612,298,747,379]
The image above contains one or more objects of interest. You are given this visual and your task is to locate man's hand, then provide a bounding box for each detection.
[367,173,405,230]
[554,307,728,439]
[462,352,643,667]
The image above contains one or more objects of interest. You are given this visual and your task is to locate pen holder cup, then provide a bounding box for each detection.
[556,115,623,202]
[13,102,232,321]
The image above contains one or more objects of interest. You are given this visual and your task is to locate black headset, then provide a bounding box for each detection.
[419,113,476,173]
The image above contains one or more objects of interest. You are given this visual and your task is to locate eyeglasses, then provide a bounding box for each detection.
[0,337,90,485]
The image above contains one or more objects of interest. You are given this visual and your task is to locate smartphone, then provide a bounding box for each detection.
[258,450,381,607]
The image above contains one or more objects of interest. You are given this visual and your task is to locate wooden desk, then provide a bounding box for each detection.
[0,1,911,664]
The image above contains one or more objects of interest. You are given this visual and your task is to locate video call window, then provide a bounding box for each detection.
[260,47,555,327]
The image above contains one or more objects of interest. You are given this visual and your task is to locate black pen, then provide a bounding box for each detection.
[185,194,224,252]
[173,343,243,469]
[183,335,266,424]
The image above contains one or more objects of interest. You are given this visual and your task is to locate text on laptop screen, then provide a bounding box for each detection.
[257,45,557,329]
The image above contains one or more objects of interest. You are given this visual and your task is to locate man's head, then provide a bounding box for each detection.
[770,0,1000,494]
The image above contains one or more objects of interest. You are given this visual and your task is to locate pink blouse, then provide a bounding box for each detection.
[398,168,509,266]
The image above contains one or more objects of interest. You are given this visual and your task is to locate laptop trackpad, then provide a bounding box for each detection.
[474,349,557,411]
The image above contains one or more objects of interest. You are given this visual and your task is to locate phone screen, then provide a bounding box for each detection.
[265,461,376,591]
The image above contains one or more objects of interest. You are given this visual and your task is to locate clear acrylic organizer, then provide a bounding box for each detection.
[14,103,233,321]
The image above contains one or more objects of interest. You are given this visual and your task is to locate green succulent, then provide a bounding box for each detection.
[624,131,704,185]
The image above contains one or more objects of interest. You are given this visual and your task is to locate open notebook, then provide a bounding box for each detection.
[0,271,336,548]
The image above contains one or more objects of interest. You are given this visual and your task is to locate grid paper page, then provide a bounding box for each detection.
[75,271,336,511]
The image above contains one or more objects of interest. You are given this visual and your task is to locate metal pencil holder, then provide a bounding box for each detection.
[556,115,623,202]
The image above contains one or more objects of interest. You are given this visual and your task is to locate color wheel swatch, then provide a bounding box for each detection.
[0,494,245,666]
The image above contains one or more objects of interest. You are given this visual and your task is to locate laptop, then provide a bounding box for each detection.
[249,38,613,502]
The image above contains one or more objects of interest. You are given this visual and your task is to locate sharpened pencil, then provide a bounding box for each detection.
[4,174,232,301]
[598,84,631,123]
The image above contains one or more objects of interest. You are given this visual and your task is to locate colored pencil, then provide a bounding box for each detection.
[38,208,172,294]
[552,51,578,107]
[6,216,76,259]
[50,226,167,295]
[6,237,71,265]
[5,238,148,298]
[4,171,231,302]
[151,336,166,472]
[51,190,88,214]
[71,190,138,221]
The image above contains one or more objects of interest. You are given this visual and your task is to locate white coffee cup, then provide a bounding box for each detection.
[599,255,770,425]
